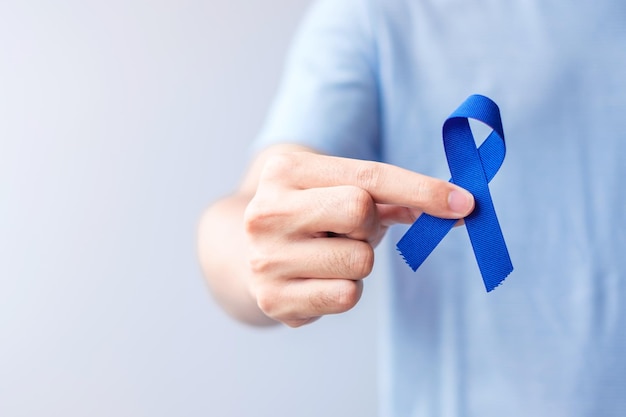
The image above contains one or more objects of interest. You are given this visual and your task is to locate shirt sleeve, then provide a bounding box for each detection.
[252,0,381,161]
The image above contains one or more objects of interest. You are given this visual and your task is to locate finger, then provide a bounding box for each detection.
[256,278,364,327]
[249,237,375,281]
[292,186,380,241]
[245,185,380,241]
[263,152,474,219]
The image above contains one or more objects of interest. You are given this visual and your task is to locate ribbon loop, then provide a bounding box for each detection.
[396,95,513,292]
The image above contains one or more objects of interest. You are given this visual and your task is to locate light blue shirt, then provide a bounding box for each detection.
[255,0,626,415]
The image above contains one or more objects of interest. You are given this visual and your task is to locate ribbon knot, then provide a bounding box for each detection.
[396,94,513,292]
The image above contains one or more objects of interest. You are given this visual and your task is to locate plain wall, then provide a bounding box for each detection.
[0,1,379,416]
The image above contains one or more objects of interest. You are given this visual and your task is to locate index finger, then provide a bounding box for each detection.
[266,152,474,219]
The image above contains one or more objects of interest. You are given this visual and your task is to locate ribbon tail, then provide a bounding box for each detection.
[396,214,456,271]
[464,202,514,292]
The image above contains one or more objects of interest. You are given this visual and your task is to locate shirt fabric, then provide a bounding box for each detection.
[254,0,626,416]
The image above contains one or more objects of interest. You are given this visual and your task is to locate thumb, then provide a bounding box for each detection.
[377,204,467,228]
[377,204,422,227]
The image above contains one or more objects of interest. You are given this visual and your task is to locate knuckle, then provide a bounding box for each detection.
[344,187,373,230]
[413,179,436,210]
[255,285,279,316]
[261,152,300,181]
[243,197,282,235]
[334,280,363,312]
[243,200,267,235]
[243,201,260,234]
[348,242,375,278]
[247,249,275,276]
[354,162,382,191]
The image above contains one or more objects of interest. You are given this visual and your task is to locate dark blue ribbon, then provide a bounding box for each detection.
[396,95,513,292]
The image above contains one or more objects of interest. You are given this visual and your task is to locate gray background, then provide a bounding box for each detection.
[0,1,380,416]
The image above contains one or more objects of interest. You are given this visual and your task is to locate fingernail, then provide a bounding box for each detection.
[448,189,474,216]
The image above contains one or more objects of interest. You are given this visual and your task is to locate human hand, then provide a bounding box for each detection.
[243,151,474,327]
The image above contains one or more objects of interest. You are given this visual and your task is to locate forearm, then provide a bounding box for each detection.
[197,193,277,326]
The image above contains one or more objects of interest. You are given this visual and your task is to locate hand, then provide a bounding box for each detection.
[243,151,474,327]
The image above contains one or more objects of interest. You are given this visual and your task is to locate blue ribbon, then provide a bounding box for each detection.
[396,95,513,292]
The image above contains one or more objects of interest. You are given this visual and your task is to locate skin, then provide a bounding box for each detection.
[197,144,474,328]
